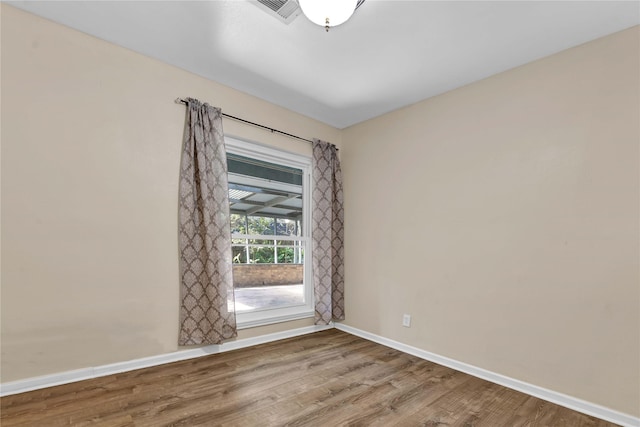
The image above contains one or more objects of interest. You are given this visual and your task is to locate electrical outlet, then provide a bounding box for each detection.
[402,314,411,327]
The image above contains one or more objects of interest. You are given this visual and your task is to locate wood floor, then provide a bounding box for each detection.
[1,329,619,427]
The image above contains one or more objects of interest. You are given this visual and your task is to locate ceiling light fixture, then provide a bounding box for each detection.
[298,0,363,32]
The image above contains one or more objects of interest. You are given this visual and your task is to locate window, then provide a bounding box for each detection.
[226,137,313,328]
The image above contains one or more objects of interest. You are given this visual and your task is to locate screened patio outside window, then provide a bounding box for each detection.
[225,139,312,328]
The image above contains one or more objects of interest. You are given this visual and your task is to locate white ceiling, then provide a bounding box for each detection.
[8,1,639,129]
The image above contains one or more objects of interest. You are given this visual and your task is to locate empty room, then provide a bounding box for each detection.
[1,1,638,426]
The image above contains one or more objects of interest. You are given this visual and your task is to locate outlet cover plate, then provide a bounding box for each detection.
[402,314,411,327]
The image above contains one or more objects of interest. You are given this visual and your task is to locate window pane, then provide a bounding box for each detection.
[227,154,303,186]
[226,142,309,317]
[232,263,304,312]
[249,246,274,263]
[276,218,300,236]
[248,216,275,235]
[249,239,273,245]
[234,284,304,313]
[277,247,295,264]
[232,246,247,264]
[230,214,246,234]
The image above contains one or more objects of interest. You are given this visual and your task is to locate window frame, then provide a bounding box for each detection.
[225,136,313,329]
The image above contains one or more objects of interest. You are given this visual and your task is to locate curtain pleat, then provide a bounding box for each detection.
[178,98,236,345]
[312,139,345,325]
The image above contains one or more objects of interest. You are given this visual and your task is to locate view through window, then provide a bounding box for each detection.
[225,141,312,326]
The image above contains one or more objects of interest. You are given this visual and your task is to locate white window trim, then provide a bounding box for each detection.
[225,136,314,329]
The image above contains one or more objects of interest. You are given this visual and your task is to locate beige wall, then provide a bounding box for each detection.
[0,4,340,382]
[342,26,639,416]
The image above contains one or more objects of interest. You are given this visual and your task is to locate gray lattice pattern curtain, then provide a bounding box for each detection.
[178,98,236,345]
[312,139,345,325]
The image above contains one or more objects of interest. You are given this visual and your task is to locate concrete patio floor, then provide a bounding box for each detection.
[234,284,304,312]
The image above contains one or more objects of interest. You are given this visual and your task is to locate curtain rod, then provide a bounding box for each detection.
[175,98,313,144]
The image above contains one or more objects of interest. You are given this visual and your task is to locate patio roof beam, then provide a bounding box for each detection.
[246,195,296,215]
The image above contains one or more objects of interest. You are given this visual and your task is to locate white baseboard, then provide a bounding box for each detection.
[334,323,639,427]
[0,323,332,397]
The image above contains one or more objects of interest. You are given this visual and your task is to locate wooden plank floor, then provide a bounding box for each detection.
[0,329,619,426]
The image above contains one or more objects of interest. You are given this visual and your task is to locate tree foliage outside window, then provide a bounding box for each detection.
[231,214,302,264]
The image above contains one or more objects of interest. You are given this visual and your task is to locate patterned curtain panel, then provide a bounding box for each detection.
[178,98,237,345]
[312,139,345,325]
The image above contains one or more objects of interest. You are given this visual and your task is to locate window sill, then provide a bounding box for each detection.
[236,307,314,330]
